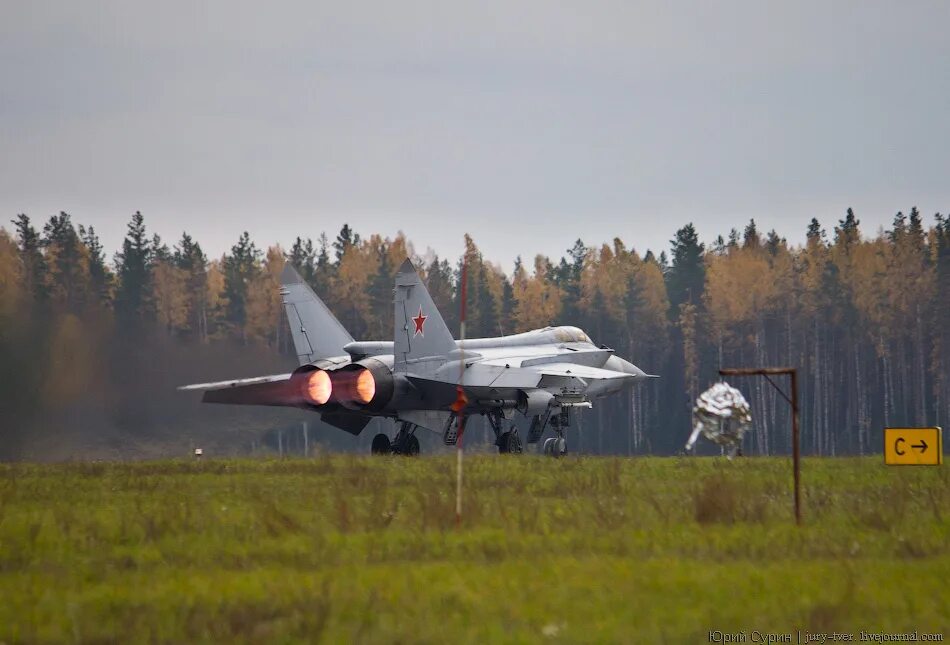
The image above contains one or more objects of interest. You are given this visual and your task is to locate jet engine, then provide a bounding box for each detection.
[331,358,395,411]
[291,367,334,407]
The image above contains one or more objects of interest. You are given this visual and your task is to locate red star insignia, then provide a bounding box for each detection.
[412,306,427,336]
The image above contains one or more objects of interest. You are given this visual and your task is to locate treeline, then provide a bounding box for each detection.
[1,208,948,458]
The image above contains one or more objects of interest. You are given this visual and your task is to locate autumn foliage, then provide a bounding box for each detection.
[1,208,948,458]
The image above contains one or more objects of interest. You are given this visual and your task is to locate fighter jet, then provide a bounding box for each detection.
[179,259,655,456]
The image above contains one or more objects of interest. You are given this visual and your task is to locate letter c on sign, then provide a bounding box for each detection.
[895,437,905,456]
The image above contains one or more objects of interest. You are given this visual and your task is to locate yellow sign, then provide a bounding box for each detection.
[884,427,943,465]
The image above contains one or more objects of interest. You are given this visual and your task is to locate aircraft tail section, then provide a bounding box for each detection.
[394,259,456,371]
[280,264,354,365]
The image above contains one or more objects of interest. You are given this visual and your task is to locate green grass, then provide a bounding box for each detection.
[0,456,947,643]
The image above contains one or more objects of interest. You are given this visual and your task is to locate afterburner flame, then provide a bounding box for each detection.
[355,369,376,404]
[303,370,332,405]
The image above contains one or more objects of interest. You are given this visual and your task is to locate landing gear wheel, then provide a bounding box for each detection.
[371,433,391,455]
[543,436,566,457]
[391,423,421,456]
[497,430,523,454]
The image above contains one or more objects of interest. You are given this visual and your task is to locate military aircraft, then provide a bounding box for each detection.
[180,259,654,456]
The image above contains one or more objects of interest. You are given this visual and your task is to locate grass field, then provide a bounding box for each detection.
[0,455,947,643]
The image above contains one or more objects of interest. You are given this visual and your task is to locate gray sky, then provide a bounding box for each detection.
[2,1,948,270]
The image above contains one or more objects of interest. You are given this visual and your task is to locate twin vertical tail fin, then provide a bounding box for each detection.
[394,259,456,371]
[280,264,354,365]
[281,260,454,371]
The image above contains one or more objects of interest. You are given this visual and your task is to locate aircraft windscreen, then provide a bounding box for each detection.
[558,326,591,343]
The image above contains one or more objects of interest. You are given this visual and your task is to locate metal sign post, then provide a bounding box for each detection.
[719,367,801,526]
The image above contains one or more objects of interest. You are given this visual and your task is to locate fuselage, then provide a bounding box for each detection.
[320,325,646,423]
[184,260,653,444]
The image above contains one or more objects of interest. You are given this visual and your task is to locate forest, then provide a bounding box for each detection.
[0,208,948,459]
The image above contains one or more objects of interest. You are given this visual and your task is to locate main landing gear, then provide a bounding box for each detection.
[441,411,523,454]
[487,412,523,454]
[371,422,420,456]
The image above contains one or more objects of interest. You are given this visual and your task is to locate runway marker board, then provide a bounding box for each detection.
[884,427,942,466]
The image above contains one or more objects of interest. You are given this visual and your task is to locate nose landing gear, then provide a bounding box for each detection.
[542,436,567,457]
[530,406,572,457]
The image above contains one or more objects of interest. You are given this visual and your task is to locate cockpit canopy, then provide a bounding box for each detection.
[546,326,593,344]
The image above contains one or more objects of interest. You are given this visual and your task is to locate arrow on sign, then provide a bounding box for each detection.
[912,439,928,453]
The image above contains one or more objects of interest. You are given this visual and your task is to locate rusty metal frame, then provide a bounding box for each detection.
[719,367,801,526]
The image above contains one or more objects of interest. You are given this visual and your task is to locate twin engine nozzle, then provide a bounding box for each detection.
[302,369,333,406]
[296,359,394,411]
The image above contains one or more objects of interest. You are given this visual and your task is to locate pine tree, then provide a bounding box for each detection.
[727,228,740,249]
[835,208,861,248]
[425,257,455,333]
[11,214,48,305]
[115,211,152,322]
[932,213,950,425]
[222,231,262,341]
[0,230,22,322]
[78,225,112,306]
[151,234,172,263]
[500,276,515,335]
[555,239,587,324]
[666,223,705,311]
[711,235,727,255]
[806,218,825,245]
[333,224,360,264]
[743,219,761,249]
[765,230,785,256]
[367,242,394,340]
[288,237,316,284]
[43,211,91,312]
[174,233,209,340]
[476,263,500,337]
[455,235,486,335]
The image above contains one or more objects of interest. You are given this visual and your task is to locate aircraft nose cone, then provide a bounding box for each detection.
[605,355,648,378]
[618,358,647,377]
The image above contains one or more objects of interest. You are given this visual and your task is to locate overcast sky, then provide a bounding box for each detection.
[2,1,948,270]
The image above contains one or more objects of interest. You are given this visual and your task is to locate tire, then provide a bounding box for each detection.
[498,431,523,454]
[543,437,565,457]
[371,433,391,455]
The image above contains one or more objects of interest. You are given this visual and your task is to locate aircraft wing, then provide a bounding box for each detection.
[178,374,293,392]
[528,363,636,381]
[179,373,373,435]
[478,348,612,369]
[178,374,297,406]
[418,359,635,391]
